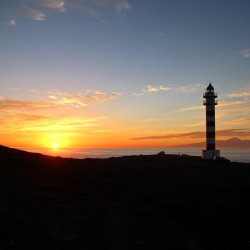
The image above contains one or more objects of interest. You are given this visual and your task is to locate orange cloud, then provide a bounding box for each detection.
[0,89,122,111]
[0,89,121,148]
[0,97,55,110]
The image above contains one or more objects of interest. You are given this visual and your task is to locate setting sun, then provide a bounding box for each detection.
[40,133,71,149]
[53,143,59,149]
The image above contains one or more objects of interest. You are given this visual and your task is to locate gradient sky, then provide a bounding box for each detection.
[0,0,250,149]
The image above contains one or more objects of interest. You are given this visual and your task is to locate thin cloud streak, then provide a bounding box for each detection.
[175,83,203,93]
[133,83,203,97]
[224,116,250,126]
[179,97,249,113]
[219,99,248,107]
[133,84,171,96]
[225,89,250,98]
[131,129,250,141]
[178,105,203,112]
[131,131,205,140]
[0,97,55,110]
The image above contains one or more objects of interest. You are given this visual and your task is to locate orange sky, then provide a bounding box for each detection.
[0,87,250,150]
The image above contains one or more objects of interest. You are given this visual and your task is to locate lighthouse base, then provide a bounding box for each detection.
[202,150,220,160]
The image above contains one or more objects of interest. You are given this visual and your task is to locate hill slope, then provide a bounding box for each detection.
[1,145,250,249]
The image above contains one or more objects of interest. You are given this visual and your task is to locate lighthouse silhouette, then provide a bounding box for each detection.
[202,83,220,159]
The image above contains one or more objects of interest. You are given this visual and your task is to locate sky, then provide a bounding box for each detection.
[0,0,250,150]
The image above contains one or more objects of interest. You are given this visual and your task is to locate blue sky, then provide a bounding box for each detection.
[0,0,250,148]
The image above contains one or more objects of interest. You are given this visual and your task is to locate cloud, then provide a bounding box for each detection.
[225,116,250,126]
[95,90,108,95]
[0,90,118,145]
[24,7,46,21]
[216,88,250,119]
[38,0,65,11]
[0,89,122,112]
[176,83,203,93]
[6,0,132,24]
[218,129,250,137]
[0,111,50,123]
[48,90,122,107]
[17,116,103,132]
[133,84,171,96]
[178,105,203,112]
[5,19,17,26]
[219,99,248,107]
[133,83,204,97]
[115,0,132,12]
[48,94,87,107]
[0,97,55,110]
[0,112,105,137]
[225,89,250,98]
[131,131,205,140]
[240,49,250,58]
[131,129,250,141]
[179,88,250,112]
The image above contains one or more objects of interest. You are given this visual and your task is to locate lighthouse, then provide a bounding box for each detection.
[202,83,220,159]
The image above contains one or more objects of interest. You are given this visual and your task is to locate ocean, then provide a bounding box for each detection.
[21,147,250,163]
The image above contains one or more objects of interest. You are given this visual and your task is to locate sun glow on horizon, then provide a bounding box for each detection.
[41,133,72,150]
[53,143,59,149]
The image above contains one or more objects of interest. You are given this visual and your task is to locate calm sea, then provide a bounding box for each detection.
[21,147,250,163]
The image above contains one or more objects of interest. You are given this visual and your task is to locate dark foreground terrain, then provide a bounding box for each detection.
[1,146,250,250]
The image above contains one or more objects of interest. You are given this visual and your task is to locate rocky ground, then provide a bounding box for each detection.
[1,145,250,249]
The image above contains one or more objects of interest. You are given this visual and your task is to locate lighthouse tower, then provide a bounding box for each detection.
[202,83,220,159]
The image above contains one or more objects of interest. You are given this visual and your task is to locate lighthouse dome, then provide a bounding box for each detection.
[207,83,214,91]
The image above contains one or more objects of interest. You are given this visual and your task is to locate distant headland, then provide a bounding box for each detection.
[175,137,250,148]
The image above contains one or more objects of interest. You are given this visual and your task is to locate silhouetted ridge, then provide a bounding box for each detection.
[0,145,43,158]
[0,145,249,249]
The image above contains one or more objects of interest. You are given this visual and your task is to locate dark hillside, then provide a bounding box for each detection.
[1,146,250,249]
